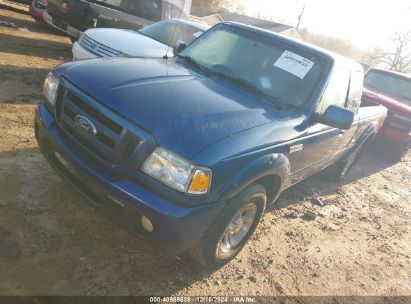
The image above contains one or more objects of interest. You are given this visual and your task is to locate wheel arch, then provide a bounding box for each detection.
[214,153,289,205]
[254,174,282,206]
[342,125,377,162]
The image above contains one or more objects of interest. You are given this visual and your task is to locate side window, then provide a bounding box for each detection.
[132,0,161,20]
[349,70,364,112]
[162,2,187,19]
[171,24,203,46]
[96,0,161,20]
[317,68,350,115]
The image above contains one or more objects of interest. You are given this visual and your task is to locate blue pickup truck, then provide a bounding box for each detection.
[35,22,387,268]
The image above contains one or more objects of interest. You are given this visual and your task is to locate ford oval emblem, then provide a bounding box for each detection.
[74,115,97,136]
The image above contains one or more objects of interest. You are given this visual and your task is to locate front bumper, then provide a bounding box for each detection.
[34,103,224,253]
[380,125,411,143]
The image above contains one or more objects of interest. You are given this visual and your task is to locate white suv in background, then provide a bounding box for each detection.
[72,19,210,60]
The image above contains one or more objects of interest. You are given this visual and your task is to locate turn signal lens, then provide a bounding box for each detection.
[188,169,212,195]
[43,72,60,107]
[141,215,154,233]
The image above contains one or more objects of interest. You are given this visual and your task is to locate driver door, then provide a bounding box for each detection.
[296,68,351,180]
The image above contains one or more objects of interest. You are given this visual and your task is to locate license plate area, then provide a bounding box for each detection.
[53,153,129,224]
[55,152,77,176]
[54,151,104,206]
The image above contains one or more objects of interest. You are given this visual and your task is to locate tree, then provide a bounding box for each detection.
[366,30,411,73]
[191,0,241,16]
[191,0,225,15]
[298,28,365,61]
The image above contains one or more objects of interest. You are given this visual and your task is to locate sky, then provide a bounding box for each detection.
[236,0,411,50]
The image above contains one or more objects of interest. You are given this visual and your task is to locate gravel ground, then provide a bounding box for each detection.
[0,5,410,297]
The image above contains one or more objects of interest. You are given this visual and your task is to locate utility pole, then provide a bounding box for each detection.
[296,5,306,30]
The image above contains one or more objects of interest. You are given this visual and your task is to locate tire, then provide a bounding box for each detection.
[191,184,266,269]
[321,144,364,182]
[389,142,409,162]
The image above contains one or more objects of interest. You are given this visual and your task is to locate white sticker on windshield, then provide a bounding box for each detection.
[192,31,203,38]
[273,50,314,79]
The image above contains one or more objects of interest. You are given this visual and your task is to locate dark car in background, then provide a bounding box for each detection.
[362,68,411,160]
[29,0,48,21]
[72,19,209,60]
[42,0,192,40]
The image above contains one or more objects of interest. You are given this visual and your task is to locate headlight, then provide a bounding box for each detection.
[43,72,60,106]
[142,147,212,195]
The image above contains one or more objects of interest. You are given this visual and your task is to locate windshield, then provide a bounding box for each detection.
[179,24,326,111]
[138,20,206,47]
[364,70,411,101]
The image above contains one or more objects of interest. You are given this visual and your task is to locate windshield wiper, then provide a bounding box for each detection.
[177,55,209,76]
[211,71,286,110]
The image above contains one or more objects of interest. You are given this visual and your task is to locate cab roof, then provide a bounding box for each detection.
[367,68,411,80]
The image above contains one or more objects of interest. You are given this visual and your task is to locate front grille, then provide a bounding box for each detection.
[55,80,140,167]
[62,120,111,162]
[66,92,123,134]
[79,35,122,57]
[386,110,411,131]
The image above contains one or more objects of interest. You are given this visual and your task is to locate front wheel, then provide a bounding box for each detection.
[191,184,266,269]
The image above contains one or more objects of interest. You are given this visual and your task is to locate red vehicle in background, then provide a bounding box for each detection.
[29,0,48,21]
[362,68,411,160]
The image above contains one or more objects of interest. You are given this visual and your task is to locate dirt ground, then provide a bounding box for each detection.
[0,5,410,298]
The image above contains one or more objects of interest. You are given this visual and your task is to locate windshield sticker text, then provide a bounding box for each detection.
[274,51,314,79]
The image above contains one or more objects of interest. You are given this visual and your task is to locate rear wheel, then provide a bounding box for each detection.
[322,144,364,182]
[191,184,266,269]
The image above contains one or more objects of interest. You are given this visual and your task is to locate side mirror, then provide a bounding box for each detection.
[316,105,355,130]
[173,40,187,56]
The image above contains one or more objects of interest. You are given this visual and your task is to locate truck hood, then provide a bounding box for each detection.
[85,28,169,58]
[363,86,411,116]
[58,58,294,159]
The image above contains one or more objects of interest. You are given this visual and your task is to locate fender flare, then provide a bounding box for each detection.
[215,153,290,203]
